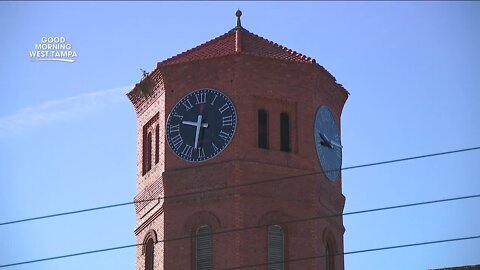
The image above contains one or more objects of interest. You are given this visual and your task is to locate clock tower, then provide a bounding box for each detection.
[128,11,348,270]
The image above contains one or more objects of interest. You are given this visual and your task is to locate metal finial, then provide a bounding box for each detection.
[236,9,242,28]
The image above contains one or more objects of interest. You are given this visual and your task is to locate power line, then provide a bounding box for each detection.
[1,146,478,227]
[151,193,480,245]
[1,193,478,268]
[224,235,480,270]
[340,146,480,172]
[0,243,141,268]
[0,201,135,226]
[1,234,478,268]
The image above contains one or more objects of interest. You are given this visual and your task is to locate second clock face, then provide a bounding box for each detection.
[314,105,342,181]
[166,88,237,162]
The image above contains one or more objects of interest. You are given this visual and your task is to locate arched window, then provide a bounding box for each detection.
[280,113,290,152]
[155,124,160,164]
[145,237,155,270]
[142,129,147,176]
[146,132,152,172]
[196,225,212,270]
[258,110,269,149]
[268,224,284,270]
[325,241,334,270]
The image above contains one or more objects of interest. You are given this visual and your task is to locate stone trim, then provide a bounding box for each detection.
[135,207,164,236]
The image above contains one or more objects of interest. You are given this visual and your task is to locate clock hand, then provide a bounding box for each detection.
[182,116,209,149]
[181,120,209,128]
[321,133,342,149]
[181,121,196,126]
[329,140,343,149]
[319,133,333,149]
[194,115,202,149]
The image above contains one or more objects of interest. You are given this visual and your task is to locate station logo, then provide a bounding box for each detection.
[29,37,78,63]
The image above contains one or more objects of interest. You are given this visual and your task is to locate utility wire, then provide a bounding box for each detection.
[0,201,136,226]
[148,193,480,245]
[1,146,479,227]
[0,193,478,268]
[1,234,478,268]
[0,243,141,268]
[223,235,480,270]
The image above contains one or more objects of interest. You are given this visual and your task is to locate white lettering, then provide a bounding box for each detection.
[41,37,66,43]
[33,37,76,60]
[29,51,49,58]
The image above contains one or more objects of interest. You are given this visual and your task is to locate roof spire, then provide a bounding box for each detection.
[235,9,243,52]
[235,9,243,29]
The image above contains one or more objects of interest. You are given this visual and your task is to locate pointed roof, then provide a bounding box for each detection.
[158,11,316,66]
[128,11,338,115]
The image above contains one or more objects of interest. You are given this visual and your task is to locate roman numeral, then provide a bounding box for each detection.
[171,134,183,150]
[218,103,229,114]
[195,92,207,104]
[181,99,193,111]
[169,124,180,133]
[181,144,193,158]
[212,142,219,153]
[197,147,206,159]
[219,130,229,141]
[222,115,233,126]
[210,94,218,106]
[172,111,183,120]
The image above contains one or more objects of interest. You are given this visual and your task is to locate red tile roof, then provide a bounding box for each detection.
[158,28,316,66]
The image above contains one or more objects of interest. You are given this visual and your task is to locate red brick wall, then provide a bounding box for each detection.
[132,53,347,270]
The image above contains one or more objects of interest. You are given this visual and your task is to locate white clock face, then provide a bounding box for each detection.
[314,105,342,181]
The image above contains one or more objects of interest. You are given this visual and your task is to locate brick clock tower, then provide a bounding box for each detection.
[127,11,348,270]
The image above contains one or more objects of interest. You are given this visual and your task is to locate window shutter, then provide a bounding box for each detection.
[196,226,212,270]
[268,225,284,270]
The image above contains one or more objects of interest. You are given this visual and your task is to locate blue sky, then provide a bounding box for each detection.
[1,1,479,269]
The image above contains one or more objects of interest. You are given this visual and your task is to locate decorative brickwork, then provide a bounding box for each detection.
[127,70,166,115]
[129,15,348,270]
[134,175,164,214]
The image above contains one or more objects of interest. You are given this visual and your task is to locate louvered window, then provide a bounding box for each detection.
[268,224,284,270]
[196,225,212,270]
[145,237,154,270]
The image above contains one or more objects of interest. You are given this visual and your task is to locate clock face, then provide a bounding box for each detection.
[314,105,342,181]
[166,88,237,162]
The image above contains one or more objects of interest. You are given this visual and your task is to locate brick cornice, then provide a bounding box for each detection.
[127,69,166,115]
[134,176,164,213]
[134,207,164,236]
